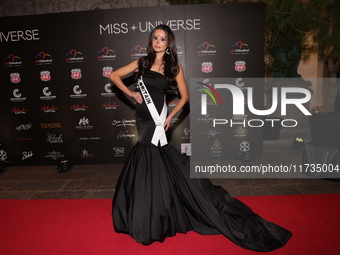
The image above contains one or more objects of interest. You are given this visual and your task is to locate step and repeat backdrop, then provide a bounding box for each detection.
[0,3,264,166]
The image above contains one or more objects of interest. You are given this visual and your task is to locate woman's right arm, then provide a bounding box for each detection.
[109,59,143,104]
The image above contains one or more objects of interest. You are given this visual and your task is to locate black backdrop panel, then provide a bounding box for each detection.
[0,3,264,165]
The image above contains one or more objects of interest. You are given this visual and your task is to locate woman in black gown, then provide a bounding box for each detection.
[109,24,292,252]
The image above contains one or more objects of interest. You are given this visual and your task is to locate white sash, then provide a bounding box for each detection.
[137,76,168,146]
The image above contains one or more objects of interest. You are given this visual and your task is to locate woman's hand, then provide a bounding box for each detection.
[131,92,143,104]
[164,116,172,132]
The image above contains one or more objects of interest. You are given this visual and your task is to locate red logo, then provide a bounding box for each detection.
[102,67,113,77]
[71,69,82,79]
[201,62,213,73]
[40,71,51,82]
[11,107,29,114]
[10,73,21,83]
[235,61,246,72]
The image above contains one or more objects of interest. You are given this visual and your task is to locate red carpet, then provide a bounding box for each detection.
[0,194,339,255]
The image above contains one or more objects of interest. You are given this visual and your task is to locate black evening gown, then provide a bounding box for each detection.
[112,70,292,251]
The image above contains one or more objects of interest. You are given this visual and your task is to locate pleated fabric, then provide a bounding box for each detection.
[112,142,292,251]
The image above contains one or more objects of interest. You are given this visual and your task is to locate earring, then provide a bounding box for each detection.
[166,48,170,55]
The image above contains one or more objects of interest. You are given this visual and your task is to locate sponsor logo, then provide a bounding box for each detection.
[117,130,136,140]
[101,83,116,97]
[80,149,93,158]
[240,140,250,152]
[112,119,135,127]
[233,126,247,137]
[97,47,116,61]
[70,103,89,111]
[181,143,192,156]
[41,105,58,113]
[4,53,22,67]
[79,137,100,141]
[66,49,84,63]
[113,147,124,157]
[22,151,33,160]
[183,128,190,139]
[197,113,214,123]
[45,151,65,160]
[197,42,216,56]
[76,117,93,130]
[102,102,120,110]
[202,129,221,138]
[35,52,52,65]
[211,139,222,157]
[40,123,61,129]
[40,87,56,100]
[235,78,246,90]
[16,123,33,131]
[70,85,87,98]
[11,107,28,114]
[235,61,246,72]
[167,98,179,108]
[71,68,82,79]
[231,41,250,55]
[197,81,223,114]
[40,71,51,82]
[177,45,183,56]
[0,150,8,161]
[130,45,147,59]
[10,89,26,102]
[102,66,113,78]
[171,117,179,123]
[201,62,213,73]
[46,133,63,143]
[10,73,21,83]
[16,137,32,142]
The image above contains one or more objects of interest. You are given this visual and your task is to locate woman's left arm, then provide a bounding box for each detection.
[164,63,189,131]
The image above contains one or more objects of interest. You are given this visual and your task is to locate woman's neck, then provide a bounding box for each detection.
[155,52,165,61]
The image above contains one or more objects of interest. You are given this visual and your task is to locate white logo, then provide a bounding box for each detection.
[101,83,115,97]
[74,85,82,94]
[240,141,250,152]
[40,87,56,100]
[10,89,26,102]
[13,89,21,97]
[22,151,33,160]
[236,78,244,87]
[183,128,190,137]
[113,147,124,157]
[45,151,64,160]
[79,117,89,126]
[70,85,87,98]
[76,117,93,130]
[117,131,136,140]
[112,119,135,127]
[16,123,33,131]
[0,150,7,161]
[46,133,63,143]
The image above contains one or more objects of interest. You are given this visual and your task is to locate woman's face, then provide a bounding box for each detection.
[152,29,168,53]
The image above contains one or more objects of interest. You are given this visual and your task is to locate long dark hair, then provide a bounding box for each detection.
[136,24,179,90]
